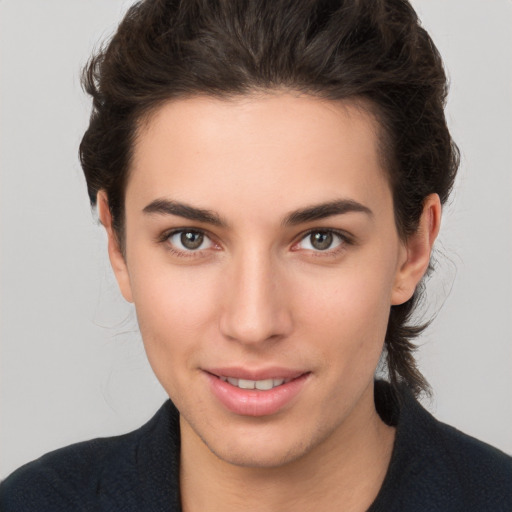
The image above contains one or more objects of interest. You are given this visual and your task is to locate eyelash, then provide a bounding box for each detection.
[157,228,353,258]
[157,228,218,258]
[292,229,353,256]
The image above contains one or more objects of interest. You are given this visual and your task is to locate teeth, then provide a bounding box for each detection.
[255,379,274,390]
[238,378,255,389]
[221,376,288,390]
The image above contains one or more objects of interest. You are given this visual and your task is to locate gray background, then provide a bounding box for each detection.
[1,0,511,478]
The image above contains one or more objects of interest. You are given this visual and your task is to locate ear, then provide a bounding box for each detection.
[97,191,133,303]
[391,193,442,306]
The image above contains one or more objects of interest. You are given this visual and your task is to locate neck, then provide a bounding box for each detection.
[179,384,395,512]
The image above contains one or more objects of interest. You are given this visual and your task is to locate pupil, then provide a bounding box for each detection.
[311,232,332,250]
[181,231,203,249]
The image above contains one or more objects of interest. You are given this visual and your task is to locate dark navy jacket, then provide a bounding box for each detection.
[1,382,511,511]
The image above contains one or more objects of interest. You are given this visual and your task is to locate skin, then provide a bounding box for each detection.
[98,93,441,512]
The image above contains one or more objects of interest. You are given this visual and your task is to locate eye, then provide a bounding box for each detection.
[296,230,345,252]
[167,230,213,251]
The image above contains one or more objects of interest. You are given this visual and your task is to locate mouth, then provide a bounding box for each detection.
[204,369,310,416]
[205,367,307,390]
[218,376,292,391]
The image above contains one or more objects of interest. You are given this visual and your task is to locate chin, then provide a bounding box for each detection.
[206,435,311,469]
[188,412,329,469]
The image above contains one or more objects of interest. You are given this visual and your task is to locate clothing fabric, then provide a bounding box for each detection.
[1,382,511,511]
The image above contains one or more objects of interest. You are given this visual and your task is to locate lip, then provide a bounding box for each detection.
[204,367,310,417]
[206,367,306,381]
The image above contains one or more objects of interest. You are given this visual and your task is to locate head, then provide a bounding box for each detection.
[79,0,458,461]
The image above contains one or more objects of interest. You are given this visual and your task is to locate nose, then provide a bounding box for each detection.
[219,249,293,346]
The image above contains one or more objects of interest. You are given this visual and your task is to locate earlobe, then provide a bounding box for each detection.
[97,191,134,303]
[391,194,442,306]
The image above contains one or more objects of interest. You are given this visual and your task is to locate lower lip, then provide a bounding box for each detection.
[205,372,310,417]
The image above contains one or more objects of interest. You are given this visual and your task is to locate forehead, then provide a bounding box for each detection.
[127,93,391,220]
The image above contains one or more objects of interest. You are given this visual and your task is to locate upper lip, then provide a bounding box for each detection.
[205,367,308,381]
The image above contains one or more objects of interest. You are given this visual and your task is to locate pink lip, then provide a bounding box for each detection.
[206,367,305,381]
[204,368,310,417]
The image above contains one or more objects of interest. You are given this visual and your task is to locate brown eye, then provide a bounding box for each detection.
[181,231,204,249]
[167,230,212,251]
[310,231,333,250]
[296,230,345,252]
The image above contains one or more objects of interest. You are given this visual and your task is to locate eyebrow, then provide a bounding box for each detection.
[143,199,227,227]
[142,197,373,227]
[283,199,373,226]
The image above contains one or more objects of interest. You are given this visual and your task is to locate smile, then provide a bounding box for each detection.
[206,370,310,416]
[219,376,289,390]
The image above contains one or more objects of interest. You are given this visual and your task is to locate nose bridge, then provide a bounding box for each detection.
[220,245,290,344]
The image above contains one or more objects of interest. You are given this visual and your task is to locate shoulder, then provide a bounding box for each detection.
[429,417,512,505]
[0,435,133,512]
[0,401,181,512]
[372,381,512,512]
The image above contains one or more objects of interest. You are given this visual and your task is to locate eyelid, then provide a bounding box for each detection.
[156,226,353,257]
[157,227,220,256]
[291,228,353,253]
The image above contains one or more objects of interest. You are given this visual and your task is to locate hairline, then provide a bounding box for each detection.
[111,89,400,252]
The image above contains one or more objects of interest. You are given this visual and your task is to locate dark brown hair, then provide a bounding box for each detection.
[80,0,459,396]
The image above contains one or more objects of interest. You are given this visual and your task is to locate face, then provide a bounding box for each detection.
[103,93,432,468]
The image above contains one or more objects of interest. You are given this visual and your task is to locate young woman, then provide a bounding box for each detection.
[1,1,511,510]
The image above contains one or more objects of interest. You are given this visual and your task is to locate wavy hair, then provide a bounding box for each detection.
[80,0,459,396]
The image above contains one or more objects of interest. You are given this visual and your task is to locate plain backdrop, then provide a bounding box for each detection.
[1,0,511,479]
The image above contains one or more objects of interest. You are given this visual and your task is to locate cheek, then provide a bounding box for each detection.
[299,262,394,334]
[128,262,221,375]
[294,259,396,370]
[131,252,219,321]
